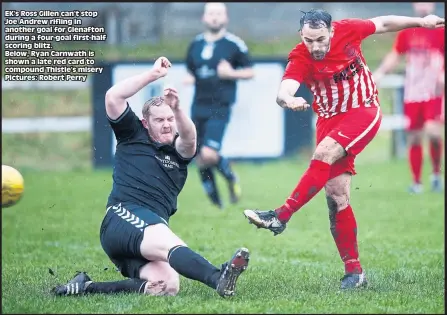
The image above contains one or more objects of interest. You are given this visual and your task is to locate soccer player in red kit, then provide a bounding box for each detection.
[243,9,444,289]
[374,2,445,194]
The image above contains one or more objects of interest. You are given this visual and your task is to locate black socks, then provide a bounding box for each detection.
[167,245,221,289]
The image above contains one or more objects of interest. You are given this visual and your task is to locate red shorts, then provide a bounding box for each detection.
[404,97,444,131]
[316,107,382,180]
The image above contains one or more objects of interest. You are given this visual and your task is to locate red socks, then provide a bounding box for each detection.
[331,205,362,274]
[429,139,442,175]
[275,160,331,223]
[410,140,443,184]
[274,158,362,274]
[409,144,423,184]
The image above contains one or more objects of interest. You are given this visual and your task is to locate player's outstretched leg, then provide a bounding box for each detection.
[244,137,344,235]
[167,245,250,298]
[243,209,286,236]
[53,272,92,296]
[52,272,150,296]
[215,247,250,297]
[53,247,250,298]
[217,155,241,204]
[141,223,249,298]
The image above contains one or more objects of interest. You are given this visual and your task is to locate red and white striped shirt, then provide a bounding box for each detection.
[283,19,378,119]
[393,27,445,103]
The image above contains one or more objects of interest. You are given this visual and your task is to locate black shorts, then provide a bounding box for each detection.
[192,109,231,152]
[100,203,168,278]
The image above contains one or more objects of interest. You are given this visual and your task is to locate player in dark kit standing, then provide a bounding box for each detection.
[53,57,250,298]
[243,10,444,289]
[185,2,254,208]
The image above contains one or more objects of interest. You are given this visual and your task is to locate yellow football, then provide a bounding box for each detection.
[2,165,25,208]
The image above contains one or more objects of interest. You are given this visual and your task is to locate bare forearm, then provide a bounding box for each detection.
[107,70,160,99]
[173,108,196,144]
[184,72,195,85]
[228,68,254,80]
[375,15,423,33]
[276,94,292,107]
[276,85,298,107]
[375,51,400,77]
[276,79,301,107]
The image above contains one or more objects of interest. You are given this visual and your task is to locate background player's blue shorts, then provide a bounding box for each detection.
[191,104,231,152]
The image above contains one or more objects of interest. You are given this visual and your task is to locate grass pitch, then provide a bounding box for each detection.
[1,159,444,314]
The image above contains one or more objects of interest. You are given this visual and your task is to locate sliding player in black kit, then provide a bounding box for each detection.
[53,57,250,298]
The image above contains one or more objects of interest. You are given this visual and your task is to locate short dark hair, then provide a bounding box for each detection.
[299,9,332,30]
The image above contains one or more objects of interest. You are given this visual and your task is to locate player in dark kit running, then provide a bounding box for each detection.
[185,2,254,208]
[243,9,444,289]
[53,57,250,298]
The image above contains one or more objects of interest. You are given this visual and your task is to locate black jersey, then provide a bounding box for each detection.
[186,32,253,109]
[106,104,194,222]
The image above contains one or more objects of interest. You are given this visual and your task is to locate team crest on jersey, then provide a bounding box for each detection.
[155,153,179,169]
[343,43,358,58]
[201,43,215,60]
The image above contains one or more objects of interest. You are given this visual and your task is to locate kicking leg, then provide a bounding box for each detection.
[244,106,381,236]
[244,136,345,235]
[325,173,367,289]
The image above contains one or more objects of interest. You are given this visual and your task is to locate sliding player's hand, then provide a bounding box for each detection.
[164,87,180,110]
[152,57,172,78]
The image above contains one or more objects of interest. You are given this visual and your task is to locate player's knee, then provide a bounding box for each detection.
[425,121,443,140]
[199,146,219,166]
[427,133,442,142]
[326,194,349,236]
[139,262,180,296]
[142,277,179,296]
[164,278,180,296]
[407,131,423,145]
[325,173,351,216]
[326,194,349,213]
[141,224,187,261]
[313,150,331,163]
[313,137,346,164]
[313,148,342,165]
